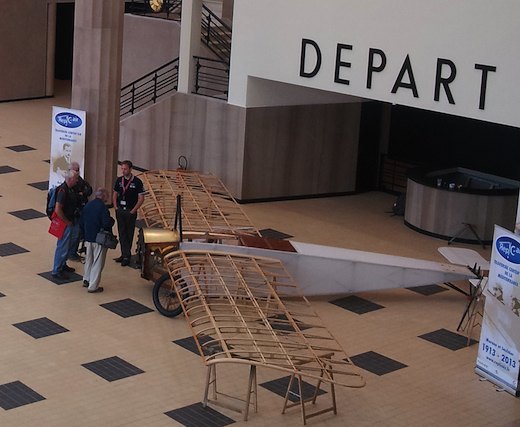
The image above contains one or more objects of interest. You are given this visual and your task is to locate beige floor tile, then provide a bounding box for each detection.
[0,82,518,427]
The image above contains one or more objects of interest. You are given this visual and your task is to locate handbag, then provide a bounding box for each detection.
[48,212,67,239]
[95,229,119,249]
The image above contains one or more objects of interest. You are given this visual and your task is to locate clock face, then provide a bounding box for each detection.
[149,0,164,13]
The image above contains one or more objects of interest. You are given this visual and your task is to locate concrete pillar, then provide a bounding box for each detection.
[178,0,202,94]
[71,0,124,192]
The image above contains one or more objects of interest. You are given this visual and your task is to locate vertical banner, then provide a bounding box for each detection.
[49,106,86,189]
[476,225,520,396]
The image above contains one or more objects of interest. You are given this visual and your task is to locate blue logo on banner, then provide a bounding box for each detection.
[55,112,82,128]
[496,236,520,264]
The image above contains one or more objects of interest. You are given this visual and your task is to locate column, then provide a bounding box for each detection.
[71,0,125,192]
[178,0,202,93]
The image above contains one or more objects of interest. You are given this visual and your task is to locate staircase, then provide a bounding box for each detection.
[121,0,231,116]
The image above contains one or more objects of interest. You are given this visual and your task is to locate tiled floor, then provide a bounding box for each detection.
[0,81,519,426]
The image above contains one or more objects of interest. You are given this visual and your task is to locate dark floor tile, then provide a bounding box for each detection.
[350,351,408,376]
[406,284,448,296]
[9,209,47,220]
[0,242,29,257]
[260,375,326,402]
[38,271,82,285]
[82,356,144,382]
[259,228,294,240]
[13,317,69,339]
[0,165,20,174]
[0,381,45,410]
[100,298,154,318]
[6,145,35,152]
[164,402,235,427]
[266,313,310,332]
[329,295,385,314]
[418,328,477,350]
[173,335,223,357]
[28,181,49,191]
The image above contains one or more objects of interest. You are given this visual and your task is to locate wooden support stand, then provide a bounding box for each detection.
[203,364,258,421]
[281,355,337,425]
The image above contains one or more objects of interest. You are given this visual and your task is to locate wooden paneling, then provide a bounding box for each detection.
[119,93,246,197]
[405,178,518,241]
[241,103,361,200]
[0,1,48,101]
[120,95,363,200]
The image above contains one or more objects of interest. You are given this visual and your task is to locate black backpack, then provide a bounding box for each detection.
[46,184,63,219]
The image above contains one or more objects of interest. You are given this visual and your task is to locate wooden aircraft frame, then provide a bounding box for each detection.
[162,249,365,423]
[138,169,260,242]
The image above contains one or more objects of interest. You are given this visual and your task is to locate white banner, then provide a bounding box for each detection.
[476,225,520,396]
[49,106,86,189]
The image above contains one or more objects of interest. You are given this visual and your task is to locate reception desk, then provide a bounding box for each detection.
[404,167,520,244]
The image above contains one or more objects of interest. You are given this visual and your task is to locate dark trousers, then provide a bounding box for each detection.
[116,208,137,259]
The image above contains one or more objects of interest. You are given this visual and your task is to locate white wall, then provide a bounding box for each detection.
[229,0,520,128]
[122,14,181,87]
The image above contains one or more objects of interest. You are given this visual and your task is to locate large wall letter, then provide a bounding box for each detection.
[391,55,419,98]
[366,48,387,89]
[334,43,352,85]
[475,63,497,110]
[299,38,322,78]
[434,58,456,104]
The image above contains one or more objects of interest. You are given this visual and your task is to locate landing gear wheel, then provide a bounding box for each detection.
[152,273,183,317]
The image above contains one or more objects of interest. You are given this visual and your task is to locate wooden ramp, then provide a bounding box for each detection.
[163,249,365,423]
[138,170,260,241]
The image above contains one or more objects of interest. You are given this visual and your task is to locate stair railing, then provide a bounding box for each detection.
[120,58,179,118]
[201,4,232,63]
[193,56,229,100]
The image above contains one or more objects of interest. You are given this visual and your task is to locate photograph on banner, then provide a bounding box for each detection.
[49,106,86,189]
[476,225,520,396]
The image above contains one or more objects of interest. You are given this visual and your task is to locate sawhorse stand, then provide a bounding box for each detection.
[448,222,486,249]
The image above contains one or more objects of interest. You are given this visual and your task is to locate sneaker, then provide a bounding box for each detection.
[52,272,69,281]
[62,264,76,273]
[68,254,82,262]
[120,258,130,267]
[88,287,104,293]
[114,256,124,263]
[83,280,89,287]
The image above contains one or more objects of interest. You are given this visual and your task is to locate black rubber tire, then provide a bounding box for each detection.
[152,273,183,317]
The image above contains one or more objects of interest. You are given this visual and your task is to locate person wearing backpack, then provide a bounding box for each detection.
[67,162,92,262]
[51,170,79,280]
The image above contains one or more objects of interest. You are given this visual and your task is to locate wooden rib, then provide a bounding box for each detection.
[163,250,365,389]
[138,170,260,238]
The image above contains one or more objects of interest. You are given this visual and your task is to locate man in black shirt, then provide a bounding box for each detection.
[112,160,144,266]
[51,170,79,280]
[68,161,92,261]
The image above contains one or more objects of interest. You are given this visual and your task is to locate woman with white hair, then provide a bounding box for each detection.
[79,188,115,293]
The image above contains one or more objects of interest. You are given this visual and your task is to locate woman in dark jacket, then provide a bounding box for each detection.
[79,188,114,293]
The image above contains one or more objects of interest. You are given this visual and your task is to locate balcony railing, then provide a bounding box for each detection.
[193,56,229,100]
[120,58,179,118]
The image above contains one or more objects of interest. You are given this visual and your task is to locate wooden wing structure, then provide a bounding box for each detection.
[163,249,365,423]
[138,170,260,241]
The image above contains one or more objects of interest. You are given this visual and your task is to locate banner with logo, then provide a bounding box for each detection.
[475,225,520,396]
[49,106,86,189]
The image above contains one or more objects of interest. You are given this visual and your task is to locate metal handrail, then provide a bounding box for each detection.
[201,4,232,63]
[193,56,229,101]
[120,58,179,118]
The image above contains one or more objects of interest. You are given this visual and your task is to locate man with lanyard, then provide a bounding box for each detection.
[112,160,144,266]
[51,170,79,280]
